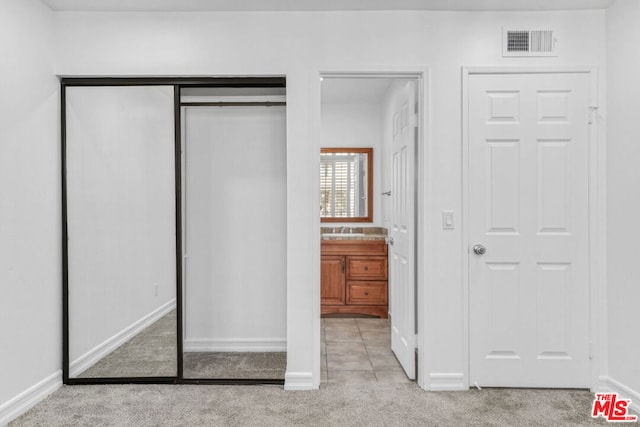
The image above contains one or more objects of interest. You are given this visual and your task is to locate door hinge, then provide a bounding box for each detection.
[588,106,599,125]
[412,334,419,349]
[410,114,418,128]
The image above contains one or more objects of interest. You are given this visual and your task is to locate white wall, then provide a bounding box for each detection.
[0,0,61,422]
[321,103,383,226]
[52,9,607,391]
[65,86,176,368]
[605,0,640,408]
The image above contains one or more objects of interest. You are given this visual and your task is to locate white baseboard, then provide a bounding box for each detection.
[284,372,315,390]
[428,373,466,391]
[0,370,62,426]
[598,376,640,414]
[183,338,286,352]
[70,299,176,377]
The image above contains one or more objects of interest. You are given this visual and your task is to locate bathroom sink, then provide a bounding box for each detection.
[322,233,366,238]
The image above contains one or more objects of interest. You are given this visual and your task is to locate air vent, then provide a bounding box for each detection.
[503,28,556,57]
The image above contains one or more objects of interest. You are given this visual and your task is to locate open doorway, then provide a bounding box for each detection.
[319,75,421,385]
[180,85,287,381]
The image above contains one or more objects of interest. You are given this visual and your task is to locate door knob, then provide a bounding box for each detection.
[473,244,486,255]
[387,237,394,245]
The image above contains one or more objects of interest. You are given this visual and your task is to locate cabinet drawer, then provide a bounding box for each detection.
[346,282,387,305]
[347,257,387,280]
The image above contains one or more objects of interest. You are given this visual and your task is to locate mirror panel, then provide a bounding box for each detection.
[66,86,177,378]
[320,147,373,222]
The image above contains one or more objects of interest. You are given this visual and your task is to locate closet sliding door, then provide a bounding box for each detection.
[65,85,177,380]
[182,99,287,380]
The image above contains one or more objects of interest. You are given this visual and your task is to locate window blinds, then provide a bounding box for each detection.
[320,153,360,217]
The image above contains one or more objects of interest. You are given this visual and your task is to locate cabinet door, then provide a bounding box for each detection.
[321,256,345,305]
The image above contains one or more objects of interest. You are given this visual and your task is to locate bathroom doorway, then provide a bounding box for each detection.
[319,74,422,385]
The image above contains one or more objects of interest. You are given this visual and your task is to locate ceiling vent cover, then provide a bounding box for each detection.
[503,28,556,57]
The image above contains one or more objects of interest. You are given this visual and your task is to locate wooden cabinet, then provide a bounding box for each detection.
[321,255,345,305]
[321,240,388,318]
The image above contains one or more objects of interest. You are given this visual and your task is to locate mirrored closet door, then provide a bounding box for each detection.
[65,85,177,379]
[63,79,287,384]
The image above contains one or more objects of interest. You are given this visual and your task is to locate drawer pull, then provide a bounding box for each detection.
[364,266,369,271]
[364,292,369,296]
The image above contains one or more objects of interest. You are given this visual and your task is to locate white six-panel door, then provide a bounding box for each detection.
[468,72,591,387]
[390,81,417,380]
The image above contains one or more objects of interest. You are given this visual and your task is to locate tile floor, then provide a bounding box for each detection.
[321,317,413,385]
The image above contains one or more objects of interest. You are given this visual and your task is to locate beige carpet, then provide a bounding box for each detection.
[77,311,177,378]
[48,315,618,425]
[183,352,286,379]
[11,384,614,426]
[75,310,286,380]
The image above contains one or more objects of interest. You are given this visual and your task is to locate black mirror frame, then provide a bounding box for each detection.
[61,77,286,386]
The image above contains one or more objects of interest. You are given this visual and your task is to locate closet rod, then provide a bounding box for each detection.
[180,101,286,107]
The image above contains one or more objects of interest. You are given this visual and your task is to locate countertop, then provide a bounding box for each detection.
[320,227,388,241]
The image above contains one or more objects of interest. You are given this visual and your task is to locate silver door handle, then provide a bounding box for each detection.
[473,244,486,255]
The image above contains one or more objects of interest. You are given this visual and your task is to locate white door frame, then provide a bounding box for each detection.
[461,66,606,391]
[312,66,431,389]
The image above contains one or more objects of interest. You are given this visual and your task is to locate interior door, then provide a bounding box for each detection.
[468,72,591,387]
[390,81,417,380]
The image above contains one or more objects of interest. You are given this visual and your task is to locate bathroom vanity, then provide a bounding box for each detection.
[320,228,388,318]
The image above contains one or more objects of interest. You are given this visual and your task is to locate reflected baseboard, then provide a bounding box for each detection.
[183,338,286,353]
[70,299,176,378]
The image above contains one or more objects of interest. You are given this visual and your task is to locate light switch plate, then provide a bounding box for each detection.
[442,211,454,230]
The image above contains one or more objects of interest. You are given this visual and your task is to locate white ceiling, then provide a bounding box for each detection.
[40,0,615,12]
